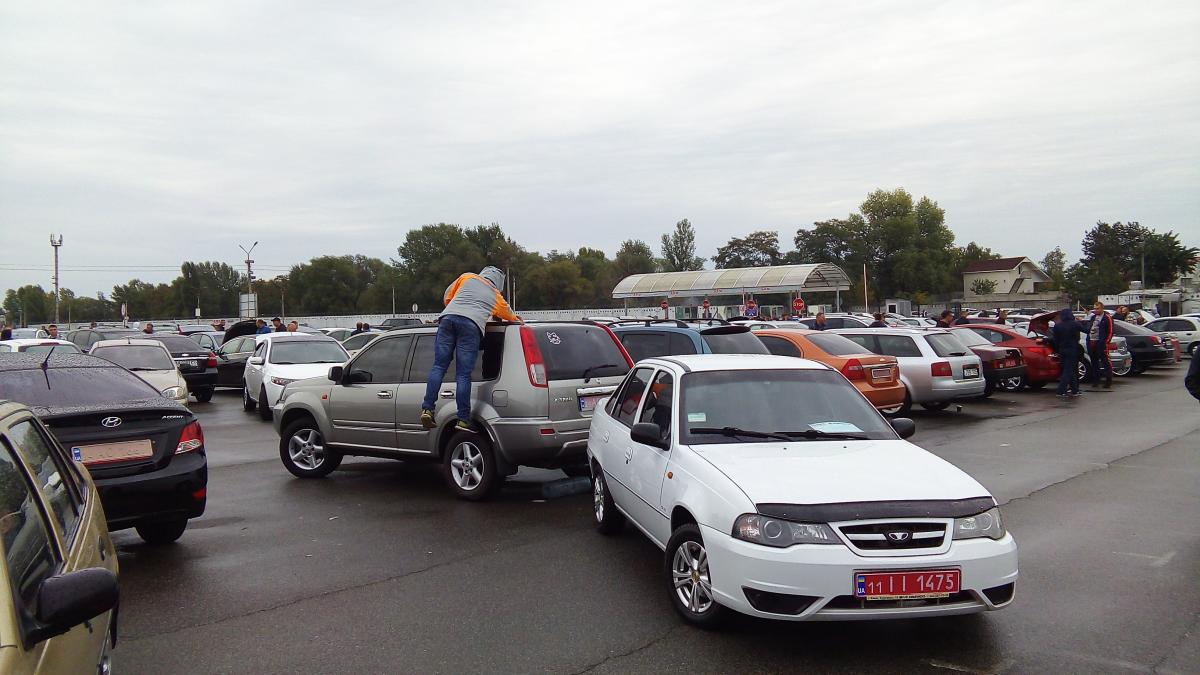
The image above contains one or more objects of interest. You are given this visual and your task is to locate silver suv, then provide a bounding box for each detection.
[271,322,633,500]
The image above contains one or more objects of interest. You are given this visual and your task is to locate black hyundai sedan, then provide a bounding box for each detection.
[0,353,207,544]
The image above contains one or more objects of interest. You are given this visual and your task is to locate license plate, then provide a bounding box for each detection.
[578,394,605,412]
[870,368,892,382]
[963,367,979,378]
[71,439,154,466]
[855,569,960,600]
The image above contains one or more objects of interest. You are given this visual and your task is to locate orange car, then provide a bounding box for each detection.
[754,329,907,412]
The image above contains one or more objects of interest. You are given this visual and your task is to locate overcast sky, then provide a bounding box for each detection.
[2,0,1197,296]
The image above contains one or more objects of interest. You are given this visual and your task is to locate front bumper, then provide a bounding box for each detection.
[701,525,1017,621]
[94,450,207,530]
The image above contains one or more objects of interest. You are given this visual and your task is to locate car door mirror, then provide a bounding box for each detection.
[890,417,916,439]
[328,365,344,382]
[28,568,118,645]
[248,356,264,366]
[631,422,668,450]
[347,370,372,384]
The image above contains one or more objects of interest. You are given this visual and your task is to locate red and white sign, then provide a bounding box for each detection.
[702,298,710,309]
[660,300,669,310]
[793,297,805,312]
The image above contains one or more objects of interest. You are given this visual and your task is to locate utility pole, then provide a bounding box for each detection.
[50,234,63,323]
[1132,221,1144,287]
[238,241,258,318]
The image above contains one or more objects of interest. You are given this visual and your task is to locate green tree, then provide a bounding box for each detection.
[111,280,175,319]
[1076,221,1197,289]
[1040,247,1067,290]
[659,219,705,272]
[613,239,657,281]
[520,259,591,309]
[969,278,998,295]
[286,255,387,315]
[173,261,245,318]
[3,285,53,326]
[713,231,782,269]
[395,224,489,309]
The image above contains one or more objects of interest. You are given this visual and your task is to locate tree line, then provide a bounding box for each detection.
[4,188,1194,325]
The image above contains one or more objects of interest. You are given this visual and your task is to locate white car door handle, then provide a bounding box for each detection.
[377,391,393,399]
[440,390,454,399]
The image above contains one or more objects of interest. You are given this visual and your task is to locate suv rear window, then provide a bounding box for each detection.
[700,328,769,354]
[534,325,630,381]
[925,333,970,357]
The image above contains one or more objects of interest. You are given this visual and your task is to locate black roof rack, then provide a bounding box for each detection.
[608,319,690,328]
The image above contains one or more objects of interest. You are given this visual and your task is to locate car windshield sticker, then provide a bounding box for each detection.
[687,412,707,423]
[71,447,82,462]
[810,422,863,433]
[545,332,562,345]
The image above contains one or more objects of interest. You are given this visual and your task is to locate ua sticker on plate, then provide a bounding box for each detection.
[545,332,562,345]
[71,447,82,462]
[688,412,707,422]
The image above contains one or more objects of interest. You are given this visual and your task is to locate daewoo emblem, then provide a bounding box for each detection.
[100,416,122,428]
[886,531,911,542]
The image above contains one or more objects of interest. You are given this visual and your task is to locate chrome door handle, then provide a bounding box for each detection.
[376,391,393,399]
[440,390,454,399]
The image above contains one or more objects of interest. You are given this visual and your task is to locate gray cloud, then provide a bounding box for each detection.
[2,0,1197,295]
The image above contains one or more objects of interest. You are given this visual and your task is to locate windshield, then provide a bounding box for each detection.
[269,341,348,364]
[949,329,991,347]
[701,330,769,354]
[679,369,897,444]
[16,344,81,355]
[92,345,176,370]
[0,366,162,407]
[804,333,870,356]
[925,333,969,357]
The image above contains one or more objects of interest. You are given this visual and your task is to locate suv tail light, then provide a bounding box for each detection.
[840,358,865,380]
[519,326,548,388]
[206,352,218,368]
[930,361,953,378]
[176,420,204,454]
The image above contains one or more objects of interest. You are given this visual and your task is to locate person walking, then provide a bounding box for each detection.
[420,266,521,431]
[254,319,271,335]
[1052,309,1083,398]
[868,313,888,328]
[811,311,829,330]
[935,310,953,328]
[1085,302,1114,388]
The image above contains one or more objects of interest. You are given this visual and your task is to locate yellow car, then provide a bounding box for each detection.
[0,400,118,674]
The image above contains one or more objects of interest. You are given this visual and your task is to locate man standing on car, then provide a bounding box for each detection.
[1052,309,1083,398]
[420,266,521,431]
[935,310,953,328]
[1086,302,1114,388]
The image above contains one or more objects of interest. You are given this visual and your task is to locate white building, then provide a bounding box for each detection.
[962,257,1053,298]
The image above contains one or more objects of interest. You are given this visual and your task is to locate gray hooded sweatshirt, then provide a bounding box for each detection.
[440,266,514,335]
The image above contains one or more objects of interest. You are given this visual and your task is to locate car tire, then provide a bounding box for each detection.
[921,401,951,411]
[592,467,624,534]
[443,431,501,501]
[243,386,257,412]
[135,519,188,545]
[878,392,911,417]
[258,387,273,421]
[1130,363,1147,375]
[982,380,995,397]
[996,374,1027,392]
[664,523,724,628]
[1077,358,1094,383]
[194,388,213,403]
[279,419,342,478]
[1111,358,1132,377]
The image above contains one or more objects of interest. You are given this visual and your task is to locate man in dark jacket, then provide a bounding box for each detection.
[1186,352,1200,403]
[811,311,829,330]
[869,313,888,328]
[1085,302,1114,388]
[953,310,971,326]
[935,310,953,328]
[1051,309,1083,398]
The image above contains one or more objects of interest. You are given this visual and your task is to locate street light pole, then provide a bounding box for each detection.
[238,241,259,317]
[50,234,63,323]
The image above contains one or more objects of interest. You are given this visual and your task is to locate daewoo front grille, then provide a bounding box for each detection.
[838,522,946,550]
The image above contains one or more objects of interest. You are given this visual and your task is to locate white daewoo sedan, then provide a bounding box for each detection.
[587,354,1017,626]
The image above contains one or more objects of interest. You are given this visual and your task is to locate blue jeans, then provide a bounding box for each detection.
[421,315,481,422]
[1057,351,1079,395]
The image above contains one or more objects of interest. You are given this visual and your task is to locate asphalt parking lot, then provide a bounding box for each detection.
[113,365,1199,674]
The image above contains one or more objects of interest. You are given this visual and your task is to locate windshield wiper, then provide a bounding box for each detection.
[272,361,296,365]
[690,426,793,441]
[581,363,618,383]
[774,429,870,440]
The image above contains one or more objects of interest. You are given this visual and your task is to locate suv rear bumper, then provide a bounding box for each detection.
[488,417,591,466]
[94,450,208,530]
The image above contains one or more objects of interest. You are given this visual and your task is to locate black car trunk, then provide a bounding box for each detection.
[40,404,191,478]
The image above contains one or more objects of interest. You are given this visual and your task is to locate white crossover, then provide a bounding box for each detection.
[243,334,349,420]
[587,354,1017,625]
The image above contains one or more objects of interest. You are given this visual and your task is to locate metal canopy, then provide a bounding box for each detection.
[611,263,852,299]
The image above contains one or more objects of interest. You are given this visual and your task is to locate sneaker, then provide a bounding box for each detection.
[419,409,435,429]
[1069,391,1082,398]
[1056,393,1070,399]
[455,419,477,433]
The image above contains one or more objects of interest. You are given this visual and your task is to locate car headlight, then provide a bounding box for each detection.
[952,507,1005,540]
[732,514,839,547]
[270,377,295,387]
[161,386,185,399]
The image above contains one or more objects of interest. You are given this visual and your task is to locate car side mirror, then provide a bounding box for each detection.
[890,417,916,439]
[28,568,118,645]
[631,422,668,450]
[248,356,264,366]
[328,365,344,382]
[347,370,372,384]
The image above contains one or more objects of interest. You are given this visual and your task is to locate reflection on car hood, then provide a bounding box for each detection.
[265,363,341,380]
[693,440,988,506]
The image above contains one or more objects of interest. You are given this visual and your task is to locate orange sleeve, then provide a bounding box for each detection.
[492,291,520,322]
[443,274,472,305]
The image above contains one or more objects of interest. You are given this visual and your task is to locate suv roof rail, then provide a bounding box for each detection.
[608,319,690,328]
[685,317,730,326]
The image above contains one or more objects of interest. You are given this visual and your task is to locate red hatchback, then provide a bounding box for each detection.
[962,323,1060,390]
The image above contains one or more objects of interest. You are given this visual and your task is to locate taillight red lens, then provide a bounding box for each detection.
[840,358,865,380]
[176,420,204,454]
[206,352,217,368]
[519,326,548,388]
[930,361,953,377]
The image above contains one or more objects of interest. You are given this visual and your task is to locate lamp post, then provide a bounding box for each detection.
[238,241,258,317]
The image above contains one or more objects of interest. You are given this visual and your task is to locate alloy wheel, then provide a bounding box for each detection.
[450,441,484,491]
[671,540,714,614]
[288,429,326,470]
[593,475,605,523]
[998,376,1023,391]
